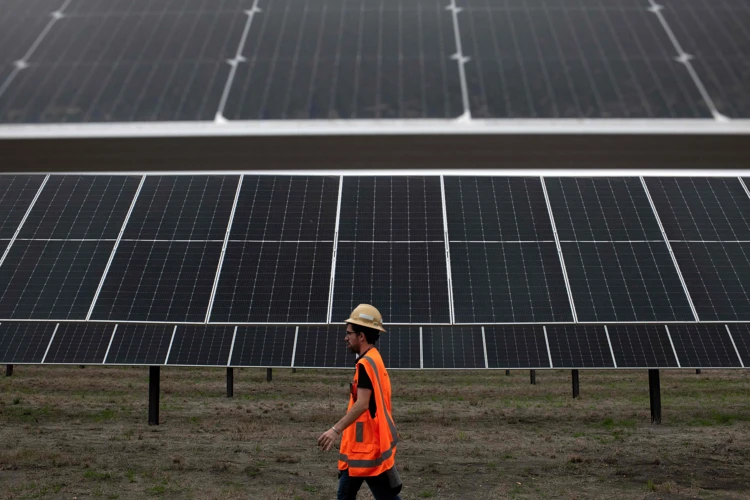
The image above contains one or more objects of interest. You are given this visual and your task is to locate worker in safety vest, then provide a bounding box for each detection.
[317,304,402,500]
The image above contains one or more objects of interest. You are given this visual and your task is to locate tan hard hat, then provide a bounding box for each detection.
[344,304,386,333]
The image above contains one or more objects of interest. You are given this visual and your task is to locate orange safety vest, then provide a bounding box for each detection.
[338,348,398,477]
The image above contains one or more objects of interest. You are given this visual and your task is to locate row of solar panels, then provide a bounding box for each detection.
[1,321,748,369]
[1,174,750,325]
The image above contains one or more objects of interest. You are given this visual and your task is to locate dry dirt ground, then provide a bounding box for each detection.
[1,366,749,499]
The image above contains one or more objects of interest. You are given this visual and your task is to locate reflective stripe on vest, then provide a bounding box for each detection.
[361,355,399,446]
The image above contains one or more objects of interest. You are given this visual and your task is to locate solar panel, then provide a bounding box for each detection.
[19,175,140,239]
[123,176,238,241]
[293,326,351,368]
[223,0,464,120]
[0,175,45,238]
[166,325,234,366]
[727,324,750,367]
[460,0,711,118]
[44,322,114,364]
[545,177,662,241]
[375,326,420,369]
[606,324,679,368]
[545,325,615,368]
[229,326,296,367]
[0,322,57,363]
[449,242,572,323]
[660,0,750,118]
[90,241,222,322]
[484,325,550,369]
[643,177,750,241]
[332,242,450,324]
[422,326,484,369]
[562,241,694,322]
[0,240,114,319]
[667,324,742,368]
[104,323,174,365]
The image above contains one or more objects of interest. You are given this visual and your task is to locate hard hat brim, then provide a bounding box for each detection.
[345,317,386,333]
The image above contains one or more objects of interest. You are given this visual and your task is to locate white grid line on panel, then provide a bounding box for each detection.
[540,177,578,323]
[164,325,178,365]
[603,325,617,368]
[440,176,455,324]
[40,323,60,364]
[542,325,553,368]
[205,175,244,323]
[327,177,343,323]
[102,324,118,364]
[446,0,471,120]
[664,325,682,368]
[640,177,700,321]
[85,175,146,320]
[215,0,262,122]
[739,178,750,203]
[290,326,299,368]
[227,326,239,367]
[419,326,424,369]
[646,0,728,121]
[0,175,50,270]
[0,0,71,100]
[480,326,488,369]
[725,324,745,368]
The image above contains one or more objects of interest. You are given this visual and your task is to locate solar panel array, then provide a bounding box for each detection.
[1,173,749,369]
[1,0,748,122]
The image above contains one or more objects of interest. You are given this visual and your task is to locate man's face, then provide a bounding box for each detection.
[345,327,361,353]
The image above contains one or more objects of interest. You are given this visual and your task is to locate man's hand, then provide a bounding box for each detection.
[317,428,339,451]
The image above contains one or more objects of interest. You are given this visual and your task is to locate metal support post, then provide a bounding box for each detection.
[149,366,160,426]
[572,370,580,399]
[5,365,12,377]
[266,368,272,382]
[530,369,536,385]
[649,369,661,425]
[505,370,510,376]
[696,369,701,375]
[227,367,234,398]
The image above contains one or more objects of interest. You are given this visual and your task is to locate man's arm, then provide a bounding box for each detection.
[317,387,373,452]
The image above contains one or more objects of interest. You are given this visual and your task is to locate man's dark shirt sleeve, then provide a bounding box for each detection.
[357,364,377,418]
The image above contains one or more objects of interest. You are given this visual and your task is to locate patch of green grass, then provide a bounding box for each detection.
[90,408,117,422]
[646,479,656,491]
[84,470,113,481]
[146,484,166,496]
[419,490,435,498]
[125,469,137,483]
[302,485,318,492]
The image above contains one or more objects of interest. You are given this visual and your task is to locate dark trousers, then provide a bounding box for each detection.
[337,469,402,500]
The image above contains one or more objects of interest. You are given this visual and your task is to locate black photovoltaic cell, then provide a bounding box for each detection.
[0,5,58,65]
[643,177,750,241]
[123,176,238,240]
[668,324,742,368]
[562,242,694,322]
[332,242,450,324]
[211,242,332,323]
[0,240,7,256]
[0,322,57,363]
[728,324,750,367]
[0,240,113,319]
[229,176,339,241]
[225,0,463,119]
[671,242,750,321]
[607,324,678,368]
[20,175,140,239]
[230,326,296,367]
[0,2,249,122]
[91,241,221,322]
[338,177,444,241]
[0,175,44,238]
[460,1,711,118]
[167,325,234,366]
[443,176,553,241]
[661,0,750,118]
[545,177,662,241]
[450,242,572,323]
[44,322,114,364]
[422,326,484,369]
[375,327,420,369]
[484,325,549,369]
[546,325,614,368]
[105,324,173,365]
[294,326,351,368]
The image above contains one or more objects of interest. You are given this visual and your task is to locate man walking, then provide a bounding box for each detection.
[317,304,402,500]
